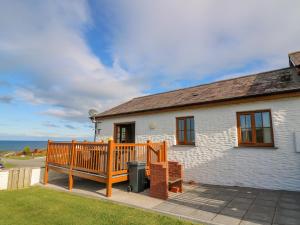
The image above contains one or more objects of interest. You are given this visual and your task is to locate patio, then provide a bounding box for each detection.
[155,184,300,225]
[43,175,300,225]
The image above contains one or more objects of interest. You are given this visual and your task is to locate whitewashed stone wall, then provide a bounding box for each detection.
[97,97,300,191]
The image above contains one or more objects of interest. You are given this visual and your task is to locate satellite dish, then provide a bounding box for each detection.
[88,109,98,117]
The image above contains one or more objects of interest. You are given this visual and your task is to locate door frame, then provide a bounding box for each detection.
[113,122,136,143]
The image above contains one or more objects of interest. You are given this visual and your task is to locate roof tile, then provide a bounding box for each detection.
[96,67,300,118]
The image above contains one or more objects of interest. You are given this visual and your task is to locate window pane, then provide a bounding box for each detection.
[186,130,195,144]
[121,127,126,141]
[245,115,251,128]
[186,118,194,144]
[262,112,271,127]
[186,118,194,130]
[240,114,251,129]
[263,128,272,143]
[255,113,263,128]
[186,118,190,130]
[241,129,252,142]
[187,130,191,143]
[190,118,194,130]
[256,128,263,143]
[240,115,246,128]
[179,130,184,142]
[116,126,120,143]
[178,119,184,130]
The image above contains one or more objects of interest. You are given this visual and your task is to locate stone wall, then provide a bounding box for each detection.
[97,97,300,191]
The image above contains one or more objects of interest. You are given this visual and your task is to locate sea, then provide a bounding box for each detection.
[0,140,48,151]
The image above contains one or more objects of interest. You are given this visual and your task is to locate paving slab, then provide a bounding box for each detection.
[275,208,300,219]
[279,197,300,204]
[248,205,276,213]
[240,220,271,225]
[188,209,217,221]
[232,197,255,204]
[212,214,241,225]
[256,192,280,201]
[153,202,178,212]
[171,204,199,216]
[214,194,236,201]
[220,207,247,218]
[278,202,300,210]
[273,214,300,225]
[244,210,274,223]
[238,192,257,199]
[253,199,277,208]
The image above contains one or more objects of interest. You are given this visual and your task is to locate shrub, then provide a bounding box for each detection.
[23,146,31,155]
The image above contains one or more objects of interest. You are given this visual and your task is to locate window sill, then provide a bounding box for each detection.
[173,144,196,147]
[234,146,278,150]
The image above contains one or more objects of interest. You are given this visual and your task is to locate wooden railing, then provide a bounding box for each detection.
[45,140,167,197]
[46,142,72,167]
[73,142,108,175]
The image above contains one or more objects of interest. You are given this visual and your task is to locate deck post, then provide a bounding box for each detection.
[157,143,161,162]
[106,140,114,197]
[69,140,76,191]
[44,140,51,185]
[146,140,151,169]
[163,141,167,162]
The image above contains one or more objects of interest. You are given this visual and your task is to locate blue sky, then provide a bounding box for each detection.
[0,0,299,141]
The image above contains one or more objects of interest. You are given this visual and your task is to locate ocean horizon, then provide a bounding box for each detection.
[0,140,48,151]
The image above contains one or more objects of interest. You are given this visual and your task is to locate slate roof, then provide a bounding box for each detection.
[95,67,300,119]
[289,51,300,66]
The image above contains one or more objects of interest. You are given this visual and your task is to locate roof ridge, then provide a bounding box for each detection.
[133,66,292,100]
[289,51,300,56]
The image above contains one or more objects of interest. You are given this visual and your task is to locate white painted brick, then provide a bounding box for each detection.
[97,97,300,191]
[0,170,9,190]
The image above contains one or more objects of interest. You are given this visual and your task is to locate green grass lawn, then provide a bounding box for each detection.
[0,187,195,225]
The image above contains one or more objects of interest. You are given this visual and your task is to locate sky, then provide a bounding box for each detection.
[0,0,299,141]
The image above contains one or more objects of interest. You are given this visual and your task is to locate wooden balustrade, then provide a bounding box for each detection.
[44,140,167,197]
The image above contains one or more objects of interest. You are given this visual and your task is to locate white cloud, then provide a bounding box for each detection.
[108,0,300,79]
[0,0,142,122]
[1,0,300,126]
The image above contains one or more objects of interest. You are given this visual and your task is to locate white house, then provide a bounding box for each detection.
[93,51,300,191]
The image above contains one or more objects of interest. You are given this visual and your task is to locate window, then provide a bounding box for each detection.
[237,110,274,147]
[176,117,195,145]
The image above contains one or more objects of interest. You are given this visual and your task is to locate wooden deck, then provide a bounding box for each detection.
[44,140,167,197]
